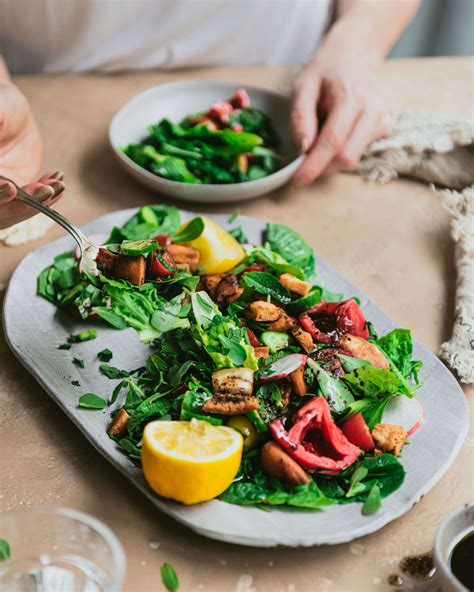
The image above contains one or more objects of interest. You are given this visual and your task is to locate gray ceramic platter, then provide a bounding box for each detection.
[3,208,469,547]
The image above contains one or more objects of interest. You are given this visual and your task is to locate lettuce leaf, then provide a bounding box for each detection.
[375,329,422,383]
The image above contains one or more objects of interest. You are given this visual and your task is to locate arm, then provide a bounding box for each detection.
[291,0,420,186]
[0,56,64,229]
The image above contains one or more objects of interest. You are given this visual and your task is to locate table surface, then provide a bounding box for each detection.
[1,57,473,592]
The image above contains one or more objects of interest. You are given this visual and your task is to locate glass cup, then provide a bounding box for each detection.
[0,507,126,592]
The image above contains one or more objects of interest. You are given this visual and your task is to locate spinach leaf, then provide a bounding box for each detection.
[337,354,371,373]
[266,223,315,279]
[307,359,354,414]
[78,393,108,409]
[362,484,382,515]
[242,271,292,304]
[171,217,204,243]
[244,245,305,279]
[105,204,181,243]
[376,328,422,383]
[127,398,172,439]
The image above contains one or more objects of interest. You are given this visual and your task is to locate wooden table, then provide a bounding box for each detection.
[1,58,473,592]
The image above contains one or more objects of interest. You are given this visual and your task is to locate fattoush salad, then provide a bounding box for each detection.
[122,89,283,184]
[38,205,423,513]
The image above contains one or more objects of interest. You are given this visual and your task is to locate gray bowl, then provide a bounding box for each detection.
[108,80,304,203]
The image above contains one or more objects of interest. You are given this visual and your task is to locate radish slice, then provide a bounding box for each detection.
[382,396,426,437]
[259,354,307,382]
[74,233,109,260]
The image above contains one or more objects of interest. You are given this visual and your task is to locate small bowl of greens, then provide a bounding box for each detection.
[109,80,304,203]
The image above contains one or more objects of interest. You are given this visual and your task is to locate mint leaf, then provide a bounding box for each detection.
[161,563,179,591]
[97,348,113,363]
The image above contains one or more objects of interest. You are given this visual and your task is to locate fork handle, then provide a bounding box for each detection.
[13,185,88,250]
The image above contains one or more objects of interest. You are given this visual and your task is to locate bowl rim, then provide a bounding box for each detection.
[108,79,304,190]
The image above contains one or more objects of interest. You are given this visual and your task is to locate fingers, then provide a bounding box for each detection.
[22,182,55,202]
[293,90,361,186]
[291,67,321,153]
[335,100,389,171]
[0,180,16,204]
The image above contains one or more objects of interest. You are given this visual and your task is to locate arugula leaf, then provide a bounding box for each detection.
[78,393,108,409]
[97,348,113,362]
[161,563,179,591]
[306,358,354,414]
[68,329,97,343]
[0,539,11,561]
[171,217,204,242]
[266,223,315,279]
[242,271,292,304]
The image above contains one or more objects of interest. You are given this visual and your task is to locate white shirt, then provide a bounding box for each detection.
[0,0,334,73]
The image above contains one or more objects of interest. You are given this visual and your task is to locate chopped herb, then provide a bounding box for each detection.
[161,563,179,591]
[58,343,72,350]
[97,348,113,362]
[68,329,98,343]
[71,380,81,387]
[0,539,11,561]
[73,357,85,369]
[228,209,240,224]
[78,393,108,410]
[99,364,131,379]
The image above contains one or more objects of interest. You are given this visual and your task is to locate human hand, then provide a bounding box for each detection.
[0,78,64,229]
[291,45,390,186]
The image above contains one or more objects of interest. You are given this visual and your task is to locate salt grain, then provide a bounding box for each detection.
[236,574,256,592]
[149,541,160,549]
[350,543,365,556]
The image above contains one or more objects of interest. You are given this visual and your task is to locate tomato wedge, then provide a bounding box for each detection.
[149,250,176,277]
[341,413,374,451]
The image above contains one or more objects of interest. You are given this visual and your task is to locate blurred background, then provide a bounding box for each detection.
[390,0,474,57]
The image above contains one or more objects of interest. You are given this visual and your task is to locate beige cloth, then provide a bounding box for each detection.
[357,107,474,384]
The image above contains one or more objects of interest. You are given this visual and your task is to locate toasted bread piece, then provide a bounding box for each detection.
[96,248,118,274]
[290,323,314,354]
[203,394,259,414]
[268,312,294,332]
[245,301,283,322]
[279,273,312,297]
[199,274,224,299]
[339,335,390,369]
[215,274,244,306]
[115,254,146,285]
[167,244,200,270]
[107,409,130,438]
[289,366,307,397]
[372,423,407,456]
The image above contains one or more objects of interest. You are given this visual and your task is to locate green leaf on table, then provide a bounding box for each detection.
[161,563,179,591]
[58,343,72,350]
[99,364,132,380]
[73,357,85,369]
[68,329,98,343]
[97,348,113,362]
[78,393,108,409]
[71,380,81,387]
[265,222,315,279]
[0,539,11,561]
[228,209,240,224]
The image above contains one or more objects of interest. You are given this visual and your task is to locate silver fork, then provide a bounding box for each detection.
[2,176,100,276]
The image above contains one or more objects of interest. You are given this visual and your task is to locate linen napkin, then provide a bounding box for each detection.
[357,107,474,384]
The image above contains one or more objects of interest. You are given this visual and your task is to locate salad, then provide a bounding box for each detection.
[122,89,283,184]
[38,205,423,513]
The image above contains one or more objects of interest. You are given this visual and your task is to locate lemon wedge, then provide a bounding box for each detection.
[141,419,243,504]
[179,217,245,275]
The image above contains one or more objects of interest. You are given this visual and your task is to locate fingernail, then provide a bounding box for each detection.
[33,185,55,202]
[298,136,309,154]
[50,171,64,181]
[0,181,14,200]
[46,180,65,196]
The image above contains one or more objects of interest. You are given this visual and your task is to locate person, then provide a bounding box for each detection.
[0,0,419,229]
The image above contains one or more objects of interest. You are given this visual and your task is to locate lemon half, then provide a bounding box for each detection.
[141,419,243,504]
[180,216,245,275]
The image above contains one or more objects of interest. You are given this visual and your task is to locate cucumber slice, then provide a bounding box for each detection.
[260,331,289,353]
[286,286,322,315]
[120,239,158,256]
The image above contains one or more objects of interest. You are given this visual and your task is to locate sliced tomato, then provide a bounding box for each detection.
[230,89,251,109]
[241,263,266,274]
[148,250,176,277]
[153,234,171,245]
[341,413,374,451]
[246,327,262,347]
[336,299,369,339]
